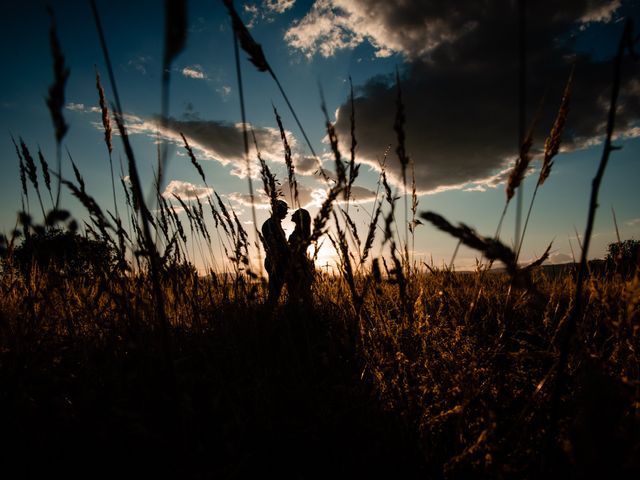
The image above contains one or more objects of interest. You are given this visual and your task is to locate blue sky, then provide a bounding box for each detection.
[1,0,639,272]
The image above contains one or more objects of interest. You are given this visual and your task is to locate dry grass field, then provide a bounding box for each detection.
[1,1,639,478]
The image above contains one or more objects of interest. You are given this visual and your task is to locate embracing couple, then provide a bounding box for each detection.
[261,200,315,306]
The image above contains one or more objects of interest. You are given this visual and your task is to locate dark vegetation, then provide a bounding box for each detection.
[1,1,639,478]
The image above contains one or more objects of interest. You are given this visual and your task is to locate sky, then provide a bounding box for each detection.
[0,0,639,273]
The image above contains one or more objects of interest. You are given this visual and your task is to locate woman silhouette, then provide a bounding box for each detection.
[287,208,314,305]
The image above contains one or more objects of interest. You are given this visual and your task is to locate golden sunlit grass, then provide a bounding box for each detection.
[0,2,639,479]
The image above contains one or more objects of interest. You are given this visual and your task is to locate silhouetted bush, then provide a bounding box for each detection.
[13,227,117,277]
[606,239,640,276]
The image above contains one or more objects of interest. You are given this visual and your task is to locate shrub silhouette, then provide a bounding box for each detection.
[605,239,640,276]
[13,228,117,277]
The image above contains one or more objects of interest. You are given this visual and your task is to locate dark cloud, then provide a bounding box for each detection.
[322,0,639,192]
[123,113,324,179]
[294,155,320,175]
[166,118,283,170]
[125,115,289,177]
[346,185,377,203]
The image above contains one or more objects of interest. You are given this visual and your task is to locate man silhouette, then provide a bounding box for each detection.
[261,199,289,305]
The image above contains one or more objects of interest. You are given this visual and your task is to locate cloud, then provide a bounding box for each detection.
[66,103,101,113]
[162,180,213,200]
[182,65,207,79]
[189,16,209,33]
[264,0,296,14]
[66,102,86,111]
[287,0,625,59]
[579,0,621,23]
[127,55,152,75]
[118,114,296,178]
[285,0,477,58]
[625,218,640,227]
[244,1,296,27]
[294,155,320,174]
[548,252,574,264]
[216,85,232,99]
[285,0,369,58]
[345,185,377,203]
[303,0,640,193]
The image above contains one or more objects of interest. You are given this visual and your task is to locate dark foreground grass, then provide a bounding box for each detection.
[1,265,638,479]
[0,276,424,479]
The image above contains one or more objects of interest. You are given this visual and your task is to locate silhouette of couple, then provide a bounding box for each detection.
[261,200,314,306]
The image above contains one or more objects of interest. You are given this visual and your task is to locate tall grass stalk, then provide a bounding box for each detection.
[515,0,528,255]
[12,135,28,215]
[223,0,327,181]
[90,0,173,377]
[546,19,638,467]
[273,105,299,209]
[45,6,70,211]
[95,67,119,219]
[393,69,410,273]
[229,14,263,276]
[345,76,359,215]
[19,140,46,221]
[516,65,574,263]
[37,148,55,209]
[157,0,187,209]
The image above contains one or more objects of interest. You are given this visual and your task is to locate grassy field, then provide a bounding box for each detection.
[1,1,639,478]
[1,260,639,478]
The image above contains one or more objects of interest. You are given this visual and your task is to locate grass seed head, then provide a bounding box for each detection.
[539,65,574,187]
[163,0,187,71]
[223,0,270,72]
[95,67,112,154]
[38,148,52,194]
[45,6,70,145]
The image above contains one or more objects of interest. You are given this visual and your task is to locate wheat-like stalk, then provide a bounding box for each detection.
[523,242,553,272]
[19,140,46,220]
[45,6,70,210]
[320,92,346,191]
[421,211,517,277]
[309,185,342,246]
[37,148,54,207]
[13,136,28,213]
[506,126,534,203]
[163,0,187,71]
[394,69,410,269]
[95,68,112,155]
[515,66,574,261]
[223,0,269,72]
[215,192,236,239]
[45,7,69,146]
[255,138,280,212]
[539,65,574,187]
[361,200,383,266]
[329,219,359,309]
[180,133,207,185]
[273,106,298,207]
[346,76,360,210]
